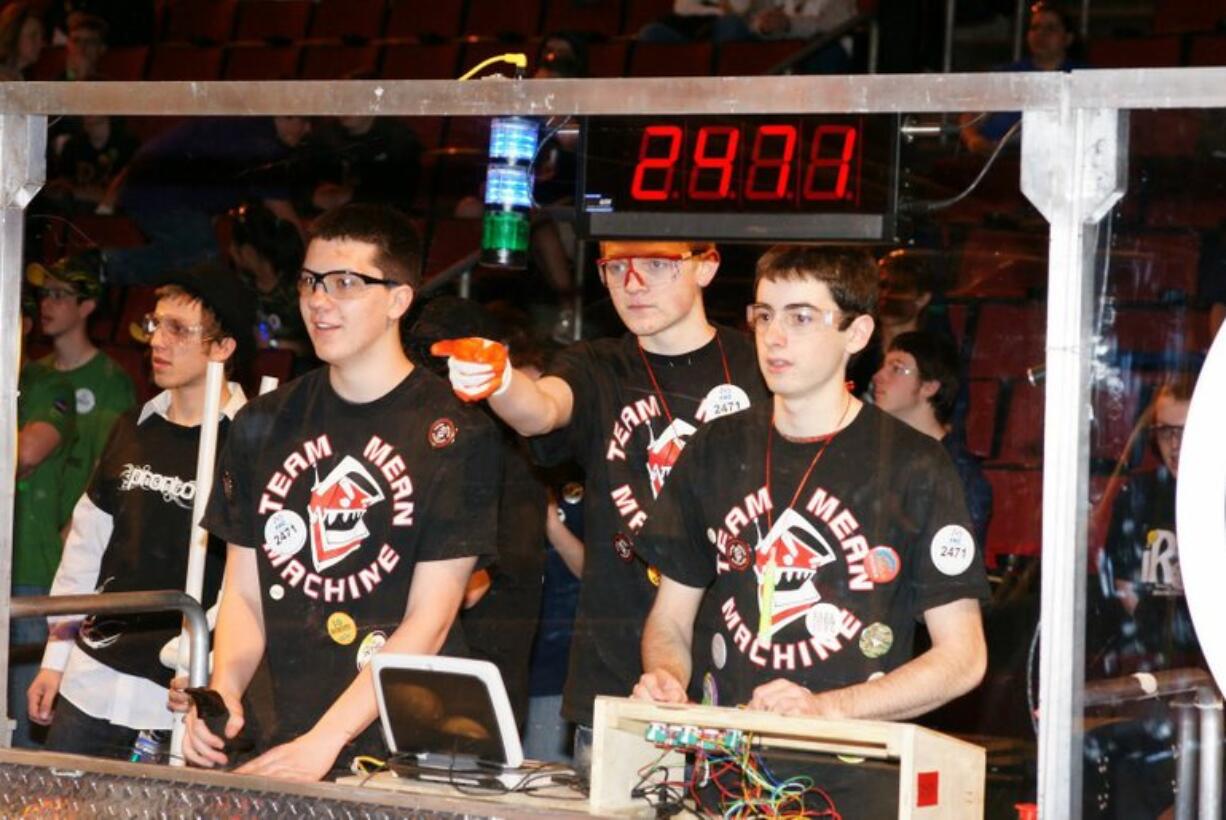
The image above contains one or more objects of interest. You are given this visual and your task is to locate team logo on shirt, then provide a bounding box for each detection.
[307,456,386,572]
[646,419,696,499]
[256,434,416,603]
[1142,528,1182,594]
[753,509,838,639]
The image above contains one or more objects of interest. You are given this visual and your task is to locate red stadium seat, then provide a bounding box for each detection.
[162,0,237,45]
[968,302,1046,380]
[298,45,381,80]
[223,45,301,80]
[946,302,970,347]
[250,349,295,391]
[382,43,462,80]
[1086,36,1182,69]
[994,382,1044,467]
[97,47,151,81]
[586,40,629,76]
[385,0,464,41]
[542,0,623,38]
[983,468,1043,565]
[71,214,147,249]
[463,0,544,39]
[1154,1,1225,35]
[623,0,673,35]
[103,344,153,402]
[965,378,1002,459]
[29,45,64,80]
[1130,110,1202,159]
[234,0,313,43]
[308,0,386,43]
[1144,192,1226,229]
[951,228,1047,299]
[147,46,223,81]
[124,116,185,144]
[1108,306,1210,356]
[424,219,483,281]
[1189,34,1226,66]
[629,42,714,76]
[716,40,807,75]
[1106,232,1200,302]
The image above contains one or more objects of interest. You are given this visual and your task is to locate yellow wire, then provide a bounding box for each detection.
[351,754,386,774]
[457,53,528,81]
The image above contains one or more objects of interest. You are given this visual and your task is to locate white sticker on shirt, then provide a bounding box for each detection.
[356,630,387,670]
[711,633,727,670]
[264,510,307,559]
[930,524,975,576]
[805,603,843,641]
[695,384,751,423]
[75,387,96,415]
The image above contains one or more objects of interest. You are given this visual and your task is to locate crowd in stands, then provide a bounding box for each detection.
[2,0,1223,813]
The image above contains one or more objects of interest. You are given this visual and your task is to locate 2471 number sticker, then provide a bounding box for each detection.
[930,524,975,576]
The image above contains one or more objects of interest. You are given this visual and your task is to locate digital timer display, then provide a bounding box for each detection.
[581,115,898,241]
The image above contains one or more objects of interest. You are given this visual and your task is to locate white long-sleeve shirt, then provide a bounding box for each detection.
[41,385,245,731]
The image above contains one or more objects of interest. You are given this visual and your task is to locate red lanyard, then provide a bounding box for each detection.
[763,395,851,530]
[636,330,732,425]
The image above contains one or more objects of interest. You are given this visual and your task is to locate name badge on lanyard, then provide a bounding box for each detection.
[696,383,752,423]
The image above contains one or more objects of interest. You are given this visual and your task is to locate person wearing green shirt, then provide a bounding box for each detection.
[11,252,134,747]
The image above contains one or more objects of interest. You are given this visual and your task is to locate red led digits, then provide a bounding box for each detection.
[688,126,739,201]
[802,125,857,201]
[630,125,682,202]
[745,125,797,201]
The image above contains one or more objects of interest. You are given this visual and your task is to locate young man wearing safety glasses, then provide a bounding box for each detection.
[184,204,501,780]
[632,247,987,789]
[434,239,767,768]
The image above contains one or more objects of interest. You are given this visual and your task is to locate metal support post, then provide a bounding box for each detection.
[1198,692,1222,820]
[0,114,46,749]
[1020,101,1128,819]
[1174,699,1198,820]
[943,0,956,73]
[1013,0,1027,62]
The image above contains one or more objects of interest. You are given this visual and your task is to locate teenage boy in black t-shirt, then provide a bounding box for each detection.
[183,204,501,781]
[28,265,252,759]
[633,245,987,722]
[433,240,768,750]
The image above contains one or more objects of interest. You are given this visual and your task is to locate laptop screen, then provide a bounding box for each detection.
[378,664,512,766]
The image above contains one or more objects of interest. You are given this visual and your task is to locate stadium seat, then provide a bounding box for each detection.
[542,0,623,38]
[1106,232,1200,302]
[1154,1,1225,35]
[1189,34,1226,66]
[29,45,64,80]
[983,468,1043,564]
[234,0,313,44]
[382,43,462,80]
[308,0,386,43]
[1108,306,1210,357]
[250,348,295,391]
[103,344,153,402]
[629,42,714,76]
[586,40,629,76]
[162,0,237,46]
[994,382,1044,467]
[98,47,151,81]
[424,218,483,282]
[403,117,446,151]
[969,302,1046,380]
[1130,109,1202,159]
[113,286,160,347]
[147,46,224,81]
[463,0,544,40]
[951,228,1047,299]
[223,45,301,81]
[1086,36,1181,69]
[716,40,806,75]
[71,214,147,249]
[965,378,1002,459]
[385,0,464,42]
[946,302,970,347]
[298,45,381,80]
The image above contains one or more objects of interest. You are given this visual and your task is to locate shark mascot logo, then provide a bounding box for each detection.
[753,508,837,639]
[646,419,697,498]
[307,456,386,572]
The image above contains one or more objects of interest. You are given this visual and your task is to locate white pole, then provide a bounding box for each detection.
[169,361,225,765]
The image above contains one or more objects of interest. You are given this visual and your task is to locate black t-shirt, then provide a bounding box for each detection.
[1103,468,1199,665]
[532,328,768,725]
[203,367,501,755]
[77,409,228,685]
[638,402,989,707]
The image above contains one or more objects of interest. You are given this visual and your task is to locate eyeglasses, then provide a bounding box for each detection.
[142,313,213,345]
[37,287,79,303]
[596,253,693,290]
[1150,424,1184,444]
[881,359,916,378]
[297,269,403,300]
[746,303,846,335]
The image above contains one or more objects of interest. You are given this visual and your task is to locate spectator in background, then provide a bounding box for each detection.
[960,1,1085,155]
[638,0,754,44]
[10,287,76,749]
[310,115,422,214]
[872,330,992,545]
[228,202,311,361]
[99,116,312,286]
[0,2,45,80]
[61,11,106,80]
[12,251,134,748]
[43,116,139,213]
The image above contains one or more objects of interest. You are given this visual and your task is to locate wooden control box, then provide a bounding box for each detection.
[591,697,985,818]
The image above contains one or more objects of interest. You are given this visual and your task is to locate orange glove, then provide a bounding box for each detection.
[430,337,512,402]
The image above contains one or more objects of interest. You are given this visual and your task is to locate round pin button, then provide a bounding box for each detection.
[711,633,728,670]
[647,565,661,586]
[327,612,357,646]
[864,546,900,584]
[268,584,284,601]
[612,532,634,563]
[859,622,894,659]
[726,537,751,572]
